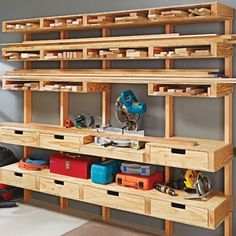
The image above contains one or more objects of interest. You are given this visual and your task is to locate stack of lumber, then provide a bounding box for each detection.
[20,53,40,59]
[3,52,20,60]
[155,85,208,96]
[87,50,100,58]
[42,83,82,92]
[88,16,113,25]
[44,51,83,59]
[115,12,147,23]
[126,49,148,58]
[188,8,212,16]
[161,10,188,17]
[3,82,39,90]
[66,18,83,26]
[6,23,39,30]
[48,19,67,27]
[99,48,126,58]
[148,7,212,20]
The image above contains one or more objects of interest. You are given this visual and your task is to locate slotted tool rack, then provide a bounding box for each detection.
[0,2,235,236]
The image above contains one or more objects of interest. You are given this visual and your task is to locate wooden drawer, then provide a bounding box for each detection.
[151,199,208,228]
[39,133,81,153]
[83,186,146,214]
[80,143,145,163]
[146,144,209,171]
[1,169,36,190]
[39,177,80,200]
[1,128,38,147]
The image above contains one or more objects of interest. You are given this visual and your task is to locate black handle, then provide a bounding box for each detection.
[54,180,64,185]
[107,190,119,196]
[14,172,23,177]
[171,148,186,155]
[171,202,186,209]
[54,135,64,140]
[15,130,23,135]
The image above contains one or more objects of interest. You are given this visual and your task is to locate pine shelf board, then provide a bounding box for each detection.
[0,162,231,211]
[2,75,236,85]
[2,2,233,33]
[0,122,233,172]
[0,162,232,230]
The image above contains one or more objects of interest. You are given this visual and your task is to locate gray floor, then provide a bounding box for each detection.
[0,202,89,236]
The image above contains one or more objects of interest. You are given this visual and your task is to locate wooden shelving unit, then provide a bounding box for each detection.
[0,2,234,236]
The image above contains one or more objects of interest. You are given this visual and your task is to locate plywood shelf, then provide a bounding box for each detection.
[0,122,233,172]
[2,69,236,86]
[2,2,233,33]
[0,163,232,229]
[2,34,234,61]
[148,83,233,98]
[2,80,110,93]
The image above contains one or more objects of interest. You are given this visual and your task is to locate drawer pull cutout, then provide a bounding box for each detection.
[171,148,186,155]
[54,135,64,140]
[171,202,186,209]
[54,180,64,185]
[107,190,119,196]
[15,130,23,135]
[14,172,23,177]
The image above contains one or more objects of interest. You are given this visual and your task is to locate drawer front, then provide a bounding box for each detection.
[1,129,38,147]
[149,146,209,171]
[1,169,36,190]
[39,177,80,200]
[40,133,80,153]
[151,199,208,227]
[80,144,145,163]
[83,186,145,214]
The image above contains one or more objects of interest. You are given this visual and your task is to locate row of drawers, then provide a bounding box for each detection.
[0,167,231,229]
[0,128,233,172]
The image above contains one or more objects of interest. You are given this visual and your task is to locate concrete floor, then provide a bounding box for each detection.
[0,202,90,236]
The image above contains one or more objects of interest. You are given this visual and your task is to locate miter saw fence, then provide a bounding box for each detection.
[115,90,147,131]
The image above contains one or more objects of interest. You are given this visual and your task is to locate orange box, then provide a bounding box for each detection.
[116,172,163,190]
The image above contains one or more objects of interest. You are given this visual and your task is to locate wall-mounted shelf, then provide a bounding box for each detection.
[0,122,233,172]
[0,1,234,236]
[0,162,232,229]
[2,34,234,61]
[2,2,233,33]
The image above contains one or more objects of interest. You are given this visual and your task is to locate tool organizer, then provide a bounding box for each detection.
[0,2,235,236]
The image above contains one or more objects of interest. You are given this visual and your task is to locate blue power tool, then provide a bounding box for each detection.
[115,90,147,130]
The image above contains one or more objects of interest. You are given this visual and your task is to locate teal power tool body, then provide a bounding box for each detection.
[115,90,147,130]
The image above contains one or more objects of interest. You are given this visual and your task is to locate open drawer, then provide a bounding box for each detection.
[1,169,36,190]
[39,177,80,200]
[39,133,93,153]
[83,185,146,214]
[145,139,233,172]
[80,142,145,163]
[1,128,39,147]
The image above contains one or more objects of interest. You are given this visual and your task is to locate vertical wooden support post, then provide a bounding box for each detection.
[165,24,174,236]
[101,28,111,221]
[23,33,32,202]
[224,19,233,236]
[59,30,69,210]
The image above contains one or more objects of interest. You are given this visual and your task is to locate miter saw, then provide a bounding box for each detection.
[95,90,147,149]
[115,89,147,131]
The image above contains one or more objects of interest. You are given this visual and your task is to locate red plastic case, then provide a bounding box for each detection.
[50,153,98,179]
[116,172,163,190]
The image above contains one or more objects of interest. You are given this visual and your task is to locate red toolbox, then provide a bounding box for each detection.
[116,172,163,190]
[50,153,99,179]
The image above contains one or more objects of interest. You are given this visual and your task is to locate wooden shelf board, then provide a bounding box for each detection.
[2,2,233,33]
[0,162,231,212]
[2,75,236,85]
[0,121,232,152]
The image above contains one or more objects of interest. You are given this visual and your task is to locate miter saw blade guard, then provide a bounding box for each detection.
[115,90,147,131]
